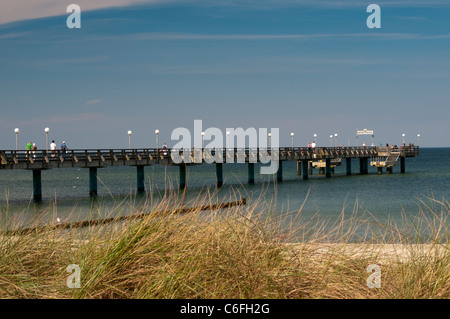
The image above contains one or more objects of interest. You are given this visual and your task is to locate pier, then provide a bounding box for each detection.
[0,146,419,202]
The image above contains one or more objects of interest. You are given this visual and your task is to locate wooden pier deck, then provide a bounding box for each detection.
[0,146,419,201]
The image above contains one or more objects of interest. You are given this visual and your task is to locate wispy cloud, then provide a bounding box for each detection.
[3,0,450,25]
[209,0,450,8]
[395,16,428,21]
[0,32,30,39]
[0,0,160,25]
[29,56,110,68]
[85,99,101,106]
[15,112,105,127]
[116,32,445,41]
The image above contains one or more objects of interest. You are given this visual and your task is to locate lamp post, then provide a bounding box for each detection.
[334,133,338,147]
[330,134,333,147]
[417,134,420,146]
[155,129,159,150]
[291,132,294,149]
[14,128,19,151]
[402,133,406,145]
[313,133,317,145]
[128,130,132,150]
[44,127,50,152]
[268,133,272,149]
[201,131,205,149]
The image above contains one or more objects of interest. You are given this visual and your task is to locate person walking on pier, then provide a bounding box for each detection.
[32,143,37,159]
[26,141,32,159]
[50,140,57,157]
[60,141,68,158]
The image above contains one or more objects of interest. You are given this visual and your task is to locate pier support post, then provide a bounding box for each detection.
[360,158,368,175]
[248,163,255,184]
[400,157,405,173]
[277,161,283,182]
[346,158,352,176]
[309,161,313,175]
[216,163,223,188]
[179,164,186,189]
[137,166,145,193]
[32,169,42,202]
[89,167,98,197]
[297,161,301,176]
[377,167,383,175]
[302,160,309,180]
[325,158,331,178]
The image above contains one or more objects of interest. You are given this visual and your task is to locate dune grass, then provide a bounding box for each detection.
[0,187,448,299]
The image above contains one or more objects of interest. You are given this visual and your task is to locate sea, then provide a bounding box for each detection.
[1,147,449,238]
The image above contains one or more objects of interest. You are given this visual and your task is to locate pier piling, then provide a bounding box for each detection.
[216,163,223,187]
[32,169,42,202]
[89,167,98,197]
[346,158,352,176]
[302,160,309,180]
[248,163,255,184]
[325,158,331,178]
[360,158,368,175]
[179,164,186,189]
[277,161,283,182]
[137,166,145,193]
[400,157,405,173]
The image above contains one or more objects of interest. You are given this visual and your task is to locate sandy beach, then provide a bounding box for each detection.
[285,243,448,264]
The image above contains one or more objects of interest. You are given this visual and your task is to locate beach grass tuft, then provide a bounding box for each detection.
[0,188,448,299]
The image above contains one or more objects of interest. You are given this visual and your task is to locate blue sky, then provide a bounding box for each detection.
[0,0,449,149]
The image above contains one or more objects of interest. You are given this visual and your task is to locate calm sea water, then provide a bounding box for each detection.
[1,148,449,233]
